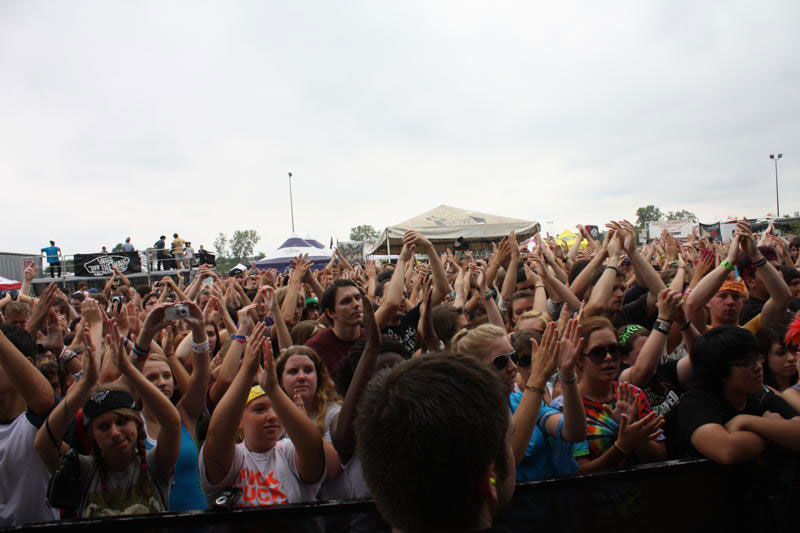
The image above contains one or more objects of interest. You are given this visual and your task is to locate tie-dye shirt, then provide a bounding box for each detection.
[552,381,662,461]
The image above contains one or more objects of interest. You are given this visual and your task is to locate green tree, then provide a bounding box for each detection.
[635,205,664,228]
[230,230,260,261]
[349,224,380,242]
[213,233,228,258]
[112,243,124,252]
[665,209,698,222]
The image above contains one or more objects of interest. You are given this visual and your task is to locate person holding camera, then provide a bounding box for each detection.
[34,317,181,517]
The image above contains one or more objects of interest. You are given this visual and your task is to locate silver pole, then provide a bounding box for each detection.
[288,172,295,232]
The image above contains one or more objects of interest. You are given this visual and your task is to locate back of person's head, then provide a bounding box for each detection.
[452,323,506,360]
[780,265,800,285]
[568,259,591,284]
[336,334,409,396]
[49,240,55,246]
[0,324,36,358]
[376,269,394,284]
[431,305,465,347]
[320,279,357,313]
[291,320,322,345]
[160,235,166,240]
[125,237,130,243]
[356,353,512,531]
[691,326,760,396]
[173,233,178,238]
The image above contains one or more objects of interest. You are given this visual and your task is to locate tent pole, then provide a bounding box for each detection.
[386,238,390,255]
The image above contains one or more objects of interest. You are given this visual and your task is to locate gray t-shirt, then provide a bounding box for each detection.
[77,448,171,517]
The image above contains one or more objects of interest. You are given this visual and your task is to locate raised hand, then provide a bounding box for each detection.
[557,317,583,380]
[608,383,637,425]
[529,321,559,387]
[617,412,665,452]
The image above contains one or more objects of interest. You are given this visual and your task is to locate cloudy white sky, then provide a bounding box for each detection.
[2,1,799,256]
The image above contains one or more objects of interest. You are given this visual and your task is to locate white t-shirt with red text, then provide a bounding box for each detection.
[200,438,323,508]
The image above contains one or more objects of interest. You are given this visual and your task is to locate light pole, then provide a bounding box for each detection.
[770,153,783,217]
[288,172,295,232]
[547,220,554,235]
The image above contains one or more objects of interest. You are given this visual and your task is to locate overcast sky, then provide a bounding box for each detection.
[2,1,799,256]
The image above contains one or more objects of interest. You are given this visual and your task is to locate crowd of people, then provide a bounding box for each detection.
[2,220,799,530]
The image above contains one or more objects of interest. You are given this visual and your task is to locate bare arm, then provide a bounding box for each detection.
[375,242,413,330]
[690,423,768,465]
[203,323,266,485]
[259,335,325,484]
[0,328,56,415]
[175,302,211,423]
[332,293,379,463]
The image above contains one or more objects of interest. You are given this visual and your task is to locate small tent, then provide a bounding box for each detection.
[252,235,332,272]
[0,276,21,291]
[366,205,540,255]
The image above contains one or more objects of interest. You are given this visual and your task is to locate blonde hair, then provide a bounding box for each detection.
[515,310,552,332]
[452,324,507,360]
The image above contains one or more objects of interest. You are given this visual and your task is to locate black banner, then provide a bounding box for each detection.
[196,250,216,266]
[73,252,142,277]
[699,222,721,242]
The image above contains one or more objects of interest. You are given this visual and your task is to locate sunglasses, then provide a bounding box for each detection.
[492,351,519,370]
[517,354,532,368]
[582,344,622,364]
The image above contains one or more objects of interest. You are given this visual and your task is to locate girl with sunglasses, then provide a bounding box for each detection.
[568,316,667,473]
[453,322,586,479]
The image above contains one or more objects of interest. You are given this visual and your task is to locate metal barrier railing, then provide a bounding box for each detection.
[14,458,798,532]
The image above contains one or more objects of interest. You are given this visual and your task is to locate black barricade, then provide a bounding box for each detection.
[73,252,142,277]
[13,458,798,532]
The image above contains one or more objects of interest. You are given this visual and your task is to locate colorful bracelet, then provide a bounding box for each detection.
[559,373,577,384]
[231,335,247,344]
[720,259,735,271]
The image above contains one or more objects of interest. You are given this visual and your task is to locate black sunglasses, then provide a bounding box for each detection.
[492,351,519,370]
[582,344,622,364]
[517,354,532,368]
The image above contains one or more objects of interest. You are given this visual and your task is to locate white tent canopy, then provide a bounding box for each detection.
[366,205,540,255]
[252,235,333,272]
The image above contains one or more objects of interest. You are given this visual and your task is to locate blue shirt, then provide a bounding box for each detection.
[145,423,206,511]
[41,246,60,264]
[508,392,580,481]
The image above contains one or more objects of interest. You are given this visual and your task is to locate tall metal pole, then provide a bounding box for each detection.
[288,172,295,232]
[770,154,783,217]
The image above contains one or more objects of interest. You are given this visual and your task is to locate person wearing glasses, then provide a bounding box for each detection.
[453,323,586,479]
[561,317,667,473]
[676,326,800,464]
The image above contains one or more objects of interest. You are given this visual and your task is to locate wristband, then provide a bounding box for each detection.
[753,257,767,268]
[613,441,631,456]
[604,266,621,276]
[535,284,545,289]
[231,335,247,344]
[59,347,78,364]
[559,373,577,384]
[720,259,735,271]
[656,317,673,323]
[191,338,210,353]
[73,370,83,382]
[680,321,692,331]
[525,385,545,395]
[131,343,149,359]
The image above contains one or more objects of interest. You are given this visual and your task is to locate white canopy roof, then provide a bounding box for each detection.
[366,205,540,255]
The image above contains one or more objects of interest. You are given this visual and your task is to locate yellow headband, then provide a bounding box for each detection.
[246,385,266,405]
